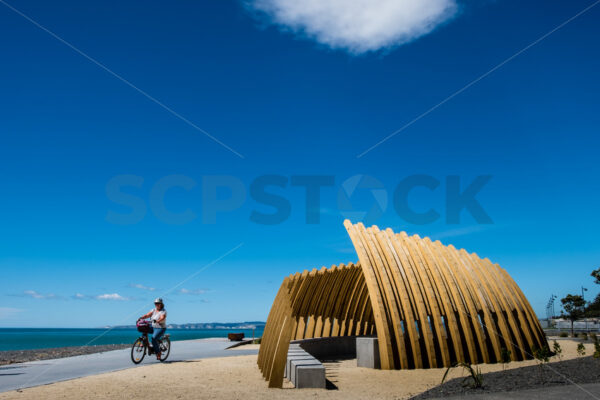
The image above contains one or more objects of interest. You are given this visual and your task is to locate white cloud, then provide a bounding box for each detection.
[130,283,156,292]
[95,293,129,301]
[179,288,207,295]
[24,290,44,299]
[246,0,458,54]
[23,290,60,299]
[72,292,130,301]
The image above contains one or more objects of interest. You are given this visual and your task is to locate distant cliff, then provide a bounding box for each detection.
[110,321,265,330]
[166,321,265,330]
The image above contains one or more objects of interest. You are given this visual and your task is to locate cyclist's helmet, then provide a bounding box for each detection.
[154,297,164,305]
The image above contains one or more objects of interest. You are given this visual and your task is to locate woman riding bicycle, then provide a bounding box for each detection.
[139,298,167,360]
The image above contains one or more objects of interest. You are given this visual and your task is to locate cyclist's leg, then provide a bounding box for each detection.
[147,333,154,353]
[151,328,165,351]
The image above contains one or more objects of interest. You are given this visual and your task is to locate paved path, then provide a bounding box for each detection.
[437,383,600,400]
[0,339,257,393]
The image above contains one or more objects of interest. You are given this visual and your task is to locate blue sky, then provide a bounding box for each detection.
[1,0,599,327]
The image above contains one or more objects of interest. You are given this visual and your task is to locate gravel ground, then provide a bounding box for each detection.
[411,356,600,399]
[0,344,130,365]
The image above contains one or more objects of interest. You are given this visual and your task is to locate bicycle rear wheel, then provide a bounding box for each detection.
[131,338,145,364]
[159,336,171,362]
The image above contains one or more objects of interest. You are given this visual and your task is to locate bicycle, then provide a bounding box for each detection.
[131,320,171,364]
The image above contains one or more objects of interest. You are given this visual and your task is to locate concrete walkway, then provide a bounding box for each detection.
[438,383,600,400]
[0,338,257,393]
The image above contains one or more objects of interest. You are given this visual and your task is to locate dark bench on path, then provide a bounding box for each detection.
[227,333,245,341]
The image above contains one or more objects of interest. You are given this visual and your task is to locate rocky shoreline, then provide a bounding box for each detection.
[0,344,130,365]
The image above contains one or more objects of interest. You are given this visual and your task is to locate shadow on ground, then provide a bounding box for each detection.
[161,360,202,365]
[321,355,356,390]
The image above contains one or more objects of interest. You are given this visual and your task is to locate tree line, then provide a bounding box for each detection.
[559,268,600,335]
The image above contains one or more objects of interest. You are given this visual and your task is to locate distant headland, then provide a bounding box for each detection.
[107,321,266,330]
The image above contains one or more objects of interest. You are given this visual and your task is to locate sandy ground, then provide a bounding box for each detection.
[1,337,595,400]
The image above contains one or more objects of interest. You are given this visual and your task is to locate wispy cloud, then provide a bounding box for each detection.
[245,0,458,54]
[0,307,23,318]
[129,283,156,292]
[430,225,491,240]
[178,288,208,295]
[95,293,130,301]
[73,293,131,301]
[21,290,61,300]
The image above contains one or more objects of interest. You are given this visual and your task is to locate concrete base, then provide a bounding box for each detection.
[284,344,326,389]
[290,358,325,388]
[285,354,316,379]
[356,337,380,369]
[295,365,326,388]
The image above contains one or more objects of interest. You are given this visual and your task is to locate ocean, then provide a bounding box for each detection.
[0,328,264,351]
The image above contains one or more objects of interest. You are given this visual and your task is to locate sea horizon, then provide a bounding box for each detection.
[0,327,265,352]
[0,321,266,330]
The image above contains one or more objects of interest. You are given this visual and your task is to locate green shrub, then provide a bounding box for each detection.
[593,336,600,359]
[552,340,563,361]
[532,345,550,383]
[577,343,586,356]
[590,333,597,342]
[533,345,550,363]
[500,347,511,370]
[559,332,568,338]
[580,333,588,340]
[442,362,484,389]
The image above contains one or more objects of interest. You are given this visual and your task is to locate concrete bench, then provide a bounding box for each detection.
[284,345,326,388]
[356,337,380,369]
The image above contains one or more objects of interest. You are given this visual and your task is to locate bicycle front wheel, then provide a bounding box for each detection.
[159,337,171,362]
[131,338,145,364]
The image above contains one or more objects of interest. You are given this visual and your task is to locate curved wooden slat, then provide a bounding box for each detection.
[344,220,395,369]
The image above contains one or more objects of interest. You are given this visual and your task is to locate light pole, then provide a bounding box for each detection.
[552,294,556,318]
[582,287,588,332]
[547,294,557,328]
